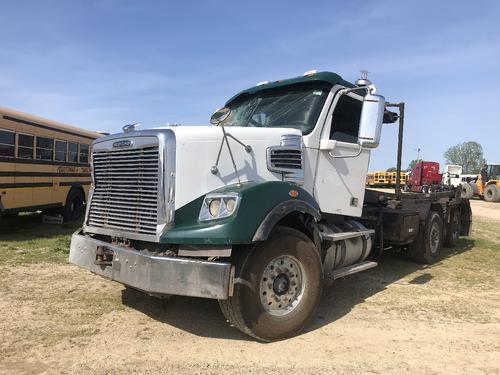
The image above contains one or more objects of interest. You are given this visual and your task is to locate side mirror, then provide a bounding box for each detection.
[358,93,385,148]
[210,107,231,125]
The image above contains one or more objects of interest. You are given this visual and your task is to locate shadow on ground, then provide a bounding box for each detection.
[121,238,475,341]
[0,212,81,241]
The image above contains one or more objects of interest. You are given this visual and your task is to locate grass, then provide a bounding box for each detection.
[0,212,126,358]
[0,212,81,264]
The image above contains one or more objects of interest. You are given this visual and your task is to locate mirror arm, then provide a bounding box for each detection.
[338,85,372,97]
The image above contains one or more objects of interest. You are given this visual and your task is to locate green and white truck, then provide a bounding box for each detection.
[70,71,472,341]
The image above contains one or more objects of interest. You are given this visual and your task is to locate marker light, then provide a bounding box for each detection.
[303,69,317,76]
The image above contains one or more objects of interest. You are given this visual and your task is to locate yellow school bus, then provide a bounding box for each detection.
[0,107,103,220]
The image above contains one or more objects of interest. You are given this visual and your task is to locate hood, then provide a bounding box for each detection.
[157,125,303,209]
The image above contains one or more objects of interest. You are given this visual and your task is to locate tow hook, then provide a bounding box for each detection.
[94,246,113,266]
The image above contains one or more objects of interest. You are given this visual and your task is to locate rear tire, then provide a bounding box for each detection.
[407,210,443,264]
[484,184,499,202]
[219,226,323,342]
[460,183,473,199]
[64,189,84,221]
[444,208,460,247]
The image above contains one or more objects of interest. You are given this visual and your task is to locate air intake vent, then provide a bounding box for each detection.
[267,134,304,184]
[269,149,302,170]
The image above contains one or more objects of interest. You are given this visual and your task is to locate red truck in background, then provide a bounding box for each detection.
[406,161,443,193]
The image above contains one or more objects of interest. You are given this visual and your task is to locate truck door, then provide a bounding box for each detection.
[313,92,370,217]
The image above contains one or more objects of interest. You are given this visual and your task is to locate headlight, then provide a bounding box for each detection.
[199,193,240,221]
[209,199,221,217]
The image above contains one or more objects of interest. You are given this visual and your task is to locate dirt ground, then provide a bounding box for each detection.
[0,205,499,374]
[470,199,500,221]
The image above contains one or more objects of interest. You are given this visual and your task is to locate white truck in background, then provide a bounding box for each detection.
[442,164,463,187]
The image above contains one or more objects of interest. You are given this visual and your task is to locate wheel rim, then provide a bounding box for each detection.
[430,222,440,254]
[259,255,305,316]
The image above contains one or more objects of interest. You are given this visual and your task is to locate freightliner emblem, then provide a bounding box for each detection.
[113,140,133,148]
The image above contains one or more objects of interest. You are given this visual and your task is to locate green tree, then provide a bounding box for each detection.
[444,141,485,174]
[407,159,422,171]
[386,167,397,172]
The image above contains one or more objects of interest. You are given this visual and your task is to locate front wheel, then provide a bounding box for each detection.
[219,226,323,342]
[484,184,499,202]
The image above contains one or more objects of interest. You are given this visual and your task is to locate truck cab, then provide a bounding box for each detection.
[70,71,471,341]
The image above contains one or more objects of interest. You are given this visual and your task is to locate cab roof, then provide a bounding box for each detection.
[226,71,355,105]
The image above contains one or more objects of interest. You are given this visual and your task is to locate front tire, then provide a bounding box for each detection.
[219,226,323,342]
[484,184,499,202]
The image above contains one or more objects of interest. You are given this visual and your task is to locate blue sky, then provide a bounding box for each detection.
[1,0,499,170]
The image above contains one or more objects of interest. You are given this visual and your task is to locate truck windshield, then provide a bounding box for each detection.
[223,84,330,134]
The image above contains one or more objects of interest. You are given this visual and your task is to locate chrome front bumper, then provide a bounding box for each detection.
[69,231,233,299]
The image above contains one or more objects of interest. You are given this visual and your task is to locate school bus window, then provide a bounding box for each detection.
[18,133,34,159]
[55,140,67,161]
[68,142,78,162]
[79,143,89,163]
[36,136,54,160]
[0,129,15,157]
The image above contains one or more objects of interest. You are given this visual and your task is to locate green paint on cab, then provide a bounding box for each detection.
[160,181,319,245]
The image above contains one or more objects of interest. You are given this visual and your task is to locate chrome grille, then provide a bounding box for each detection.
[88,146,160,236]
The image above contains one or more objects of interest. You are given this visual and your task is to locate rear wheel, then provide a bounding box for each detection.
[444,208,461,247]
[460,183,473,199]
[64,189,84,221]
[484,184,499,202]
[219,226,323,342]
[407,210,443,264]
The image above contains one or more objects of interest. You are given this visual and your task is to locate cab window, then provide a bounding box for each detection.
[330,95,362,143]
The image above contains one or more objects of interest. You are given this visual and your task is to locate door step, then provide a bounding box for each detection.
[326,260,378,280]
[320,229,375,242]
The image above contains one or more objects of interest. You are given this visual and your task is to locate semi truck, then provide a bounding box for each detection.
[69,71,472,341]
[405,161,443,193]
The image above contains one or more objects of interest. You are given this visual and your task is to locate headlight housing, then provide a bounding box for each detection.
[198,193,241,221]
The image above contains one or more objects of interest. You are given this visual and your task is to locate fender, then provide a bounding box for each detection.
[160,181,320,245]
[252,199,320,242]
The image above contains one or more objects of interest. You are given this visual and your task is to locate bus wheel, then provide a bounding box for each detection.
[407,210,443,264]
[219,226,323,342]
[64,189,84,221]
